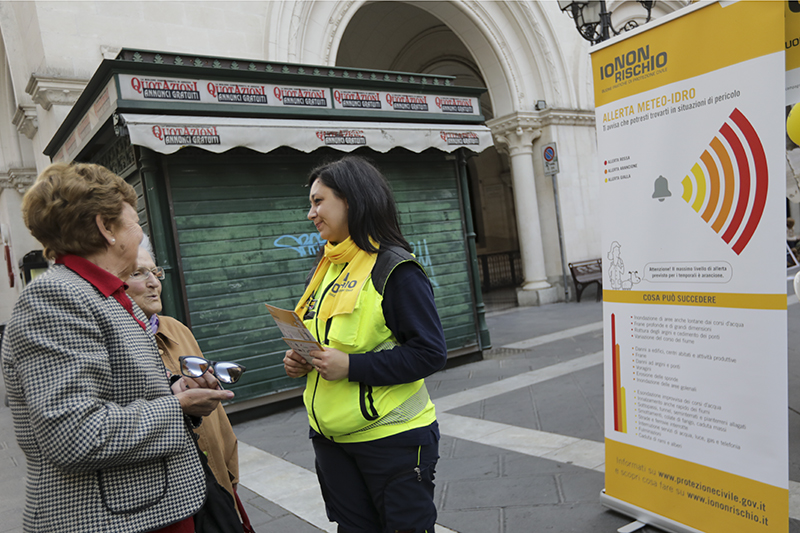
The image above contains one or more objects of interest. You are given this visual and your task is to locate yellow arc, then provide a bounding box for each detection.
[690,163,706,213]
[681,175,693,203]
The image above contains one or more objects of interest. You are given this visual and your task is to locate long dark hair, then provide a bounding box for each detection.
[307,156,411,253]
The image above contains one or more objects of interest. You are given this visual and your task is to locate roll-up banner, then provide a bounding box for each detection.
[592,1,787,532]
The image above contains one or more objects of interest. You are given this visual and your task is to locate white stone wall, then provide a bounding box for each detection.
[549,122,603,264]
[23,2,271,78]
[0,188,41,321]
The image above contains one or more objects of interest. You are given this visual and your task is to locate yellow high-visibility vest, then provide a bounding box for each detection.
[301,250,436,443]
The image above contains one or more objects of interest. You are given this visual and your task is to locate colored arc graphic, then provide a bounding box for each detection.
[680,108,767,255]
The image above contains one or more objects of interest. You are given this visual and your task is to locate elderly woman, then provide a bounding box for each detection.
[1,163,232,533]
[126,242,248,527]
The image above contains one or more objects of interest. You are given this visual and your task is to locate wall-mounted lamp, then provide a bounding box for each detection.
[535,100,547,111]
[557,0,655,45]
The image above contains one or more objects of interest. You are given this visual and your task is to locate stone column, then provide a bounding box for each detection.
[493,124,559,306]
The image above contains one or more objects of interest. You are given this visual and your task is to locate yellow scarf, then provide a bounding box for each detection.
[295,237,378,321]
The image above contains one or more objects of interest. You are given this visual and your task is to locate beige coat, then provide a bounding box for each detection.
[155,315,240,502]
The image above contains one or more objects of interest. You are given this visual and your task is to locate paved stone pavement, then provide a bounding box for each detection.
[1,289,799,532]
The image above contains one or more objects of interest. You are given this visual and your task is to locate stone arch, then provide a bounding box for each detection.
[269,1,588,118]
[266,1,600,304]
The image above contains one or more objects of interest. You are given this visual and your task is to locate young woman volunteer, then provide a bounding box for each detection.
[283,156,448,533]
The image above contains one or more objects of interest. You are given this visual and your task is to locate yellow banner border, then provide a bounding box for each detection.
[591,1,783,107]
[603,290,786,310]
[606,439,788,533]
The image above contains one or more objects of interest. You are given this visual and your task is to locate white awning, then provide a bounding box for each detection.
[120,114,493,155]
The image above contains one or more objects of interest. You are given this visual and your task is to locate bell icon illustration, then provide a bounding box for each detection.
[652,176,671,202]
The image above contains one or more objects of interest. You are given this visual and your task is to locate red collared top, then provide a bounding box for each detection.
[56,254,147,332]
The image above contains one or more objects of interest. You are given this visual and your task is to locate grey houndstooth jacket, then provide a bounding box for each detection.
[1,265,206,532]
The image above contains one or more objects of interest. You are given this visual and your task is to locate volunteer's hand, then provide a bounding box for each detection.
[284,349,313,378]
[310,347,349,381]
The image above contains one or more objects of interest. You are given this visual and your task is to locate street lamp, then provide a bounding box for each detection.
[557,0,655,45]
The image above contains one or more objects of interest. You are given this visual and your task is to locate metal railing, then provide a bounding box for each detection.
[477,251,522,291]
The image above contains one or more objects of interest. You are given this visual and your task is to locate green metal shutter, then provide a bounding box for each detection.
[164,148,478,403]
[378,152,479,353]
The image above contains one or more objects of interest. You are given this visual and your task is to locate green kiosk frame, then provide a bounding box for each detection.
[44,49,492,409]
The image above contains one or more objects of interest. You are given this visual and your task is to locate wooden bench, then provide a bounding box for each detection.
[568,259,602,302]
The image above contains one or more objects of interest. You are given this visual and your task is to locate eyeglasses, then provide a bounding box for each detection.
[178,355,247,384]
[130,266,165,281]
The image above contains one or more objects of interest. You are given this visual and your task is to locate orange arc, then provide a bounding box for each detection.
[710,136,735,233]
[699,150,720,223]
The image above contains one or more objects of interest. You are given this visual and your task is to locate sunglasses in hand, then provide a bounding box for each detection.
[179,356,247,384]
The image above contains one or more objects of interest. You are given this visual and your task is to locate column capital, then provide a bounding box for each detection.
[539,108,596,127]
[12,105,38,140]
[487,111,543,136]
[488,113,542,156]
[487,109,596,155]
[0,167,37,193]
[26,74,88,111]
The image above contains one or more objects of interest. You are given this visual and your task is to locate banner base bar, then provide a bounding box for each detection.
[618,521,646,533]
[600,489,704,533]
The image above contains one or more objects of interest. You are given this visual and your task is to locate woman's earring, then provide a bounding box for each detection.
[111,238,116,245]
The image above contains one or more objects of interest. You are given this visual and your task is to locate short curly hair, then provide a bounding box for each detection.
[22,163,138,260]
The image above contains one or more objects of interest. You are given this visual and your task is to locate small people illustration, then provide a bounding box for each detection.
[607,242,641,290]
[607,241,625,290]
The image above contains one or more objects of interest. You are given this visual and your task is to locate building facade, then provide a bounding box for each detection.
[0,0,687,322]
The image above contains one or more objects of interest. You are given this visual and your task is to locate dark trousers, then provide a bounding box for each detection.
[312,435,439,533]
